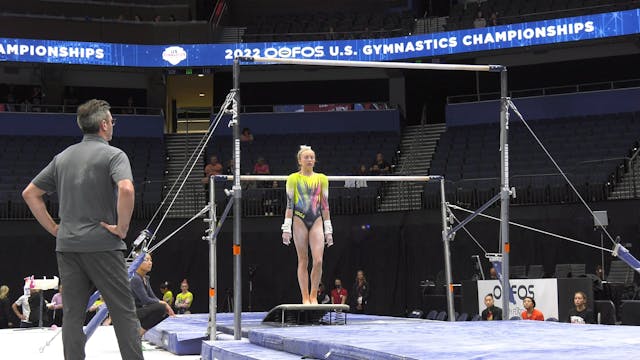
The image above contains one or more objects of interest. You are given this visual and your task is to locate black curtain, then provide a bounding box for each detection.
[2,199,639,316]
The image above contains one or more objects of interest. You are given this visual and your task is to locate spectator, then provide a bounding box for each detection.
[488,266,498,280]
[240,128,254,142]
[317,283,331,304]
[331,278,348,305]
[86,295,111,326]
[130,253,174,335]
[159,281,174,307]
[0,285,13,328]
[202,155,223,184]
[5,92,16,112]
[351,270,370,314]
[63,87,79,113]
[521,296,544,320]
[47,284,63,326]
[595,264,604,280]
[481,293,502,320]
[263,180,281,216]
[253,156,270,175]
[174,279,193,314]
[253,156,271,188]
[124,96,135,114]
[473,11,486,28]
[489,12,499,26]
[30,86,43,112]
[225,158,235,175]
[13,288,46,328]
[567,291,595,324]
[370,153,390,175]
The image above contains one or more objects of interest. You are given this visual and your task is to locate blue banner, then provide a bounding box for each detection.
[0,9,638,67]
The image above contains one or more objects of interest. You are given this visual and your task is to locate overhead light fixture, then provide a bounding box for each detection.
[197,73,204,77]
[198,92,206,97]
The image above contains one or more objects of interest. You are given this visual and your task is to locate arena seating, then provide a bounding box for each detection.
[242,11,415,42]
[0,135,165,218]
[428,112,640,205]
[445,0,635,31]
[205,131,400,216]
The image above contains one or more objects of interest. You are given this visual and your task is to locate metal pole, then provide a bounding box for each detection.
[600,230,605,281]
[232,59,242,339]
[241,56,500,72]
[440,178,455,321]
[499,68,511,319]
[207,176,218,340]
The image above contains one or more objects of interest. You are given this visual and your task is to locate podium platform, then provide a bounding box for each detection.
[262,304,350,326]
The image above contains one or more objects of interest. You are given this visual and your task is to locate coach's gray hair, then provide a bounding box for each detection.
[77,99,111,134]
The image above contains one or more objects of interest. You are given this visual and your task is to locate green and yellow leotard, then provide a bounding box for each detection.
[286,172,329,229]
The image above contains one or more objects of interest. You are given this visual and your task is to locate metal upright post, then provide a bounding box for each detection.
[207,176,218,340]
[232,59,242,339]
[440,177,456,321]
[499,68,511,319]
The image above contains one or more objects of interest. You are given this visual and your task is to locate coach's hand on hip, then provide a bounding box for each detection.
[101,222,128,239]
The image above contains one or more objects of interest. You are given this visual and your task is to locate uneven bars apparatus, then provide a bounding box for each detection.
[223,56,509,336]
[208,174,446,338]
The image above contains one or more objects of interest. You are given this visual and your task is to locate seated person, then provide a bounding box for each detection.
[159,281,174,307]
[86,295,108,325]
[240,127,254,142]
[317,283,331,304]
[369,153,390,175]
[521,296,544,321]
[202,155,223,184]
[130,254,174,335]
[567,291,594,324]
[481,293,502,320]
[174,279,194,314]
[330,279,348,305]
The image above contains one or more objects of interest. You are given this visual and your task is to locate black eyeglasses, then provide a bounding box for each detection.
[111,118,116,126]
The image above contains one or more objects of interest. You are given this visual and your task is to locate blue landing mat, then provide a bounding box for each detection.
[248,318,640,360]
[144,313,267,355]
[202,339,302,360]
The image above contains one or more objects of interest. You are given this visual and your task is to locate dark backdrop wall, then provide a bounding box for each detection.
[1,199,638,317]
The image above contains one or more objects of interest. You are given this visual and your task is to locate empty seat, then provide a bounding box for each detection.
[607,260,635,285]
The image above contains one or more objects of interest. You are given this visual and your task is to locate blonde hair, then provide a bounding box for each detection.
[297,145,313,161]
[0,285,8,300]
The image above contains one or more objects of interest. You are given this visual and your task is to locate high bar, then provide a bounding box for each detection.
[237,56,504,72]
[214,175,442,182]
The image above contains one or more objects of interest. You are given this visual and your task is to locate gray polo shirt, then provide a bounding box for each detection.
[32,134,133,252]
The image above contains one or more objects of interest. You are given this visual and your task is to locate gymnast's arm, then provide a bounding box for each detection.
[321,175,333,246]
[281,176,294,244]
[22,183,58,237]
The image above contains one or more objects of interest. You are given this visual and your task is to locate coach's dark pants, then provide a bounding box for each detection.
[57,251,143,360]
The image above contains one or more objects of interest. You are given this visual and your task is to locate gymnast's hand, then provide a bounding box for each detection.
[282,232,292,246]
[325,233,334,247]
[281,218,292,245]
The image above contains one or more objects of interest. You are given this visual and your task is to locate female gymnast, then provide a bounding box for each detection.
[281,145,333,304]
